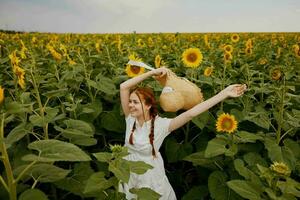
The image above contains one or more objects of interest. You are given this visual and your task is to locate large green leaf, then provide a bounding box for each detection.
[233,159,261,184]
[183,151,223,169]
[264,137,296,170]
[22,139,91,162]
[14,163,71,182]
[5,122,32,148]
[182,185,209,200]
[192,111,211,129]
[208,171,230,200]
[234,131,263,143]
[128,160,153,174]
[129,187,161,200]
[109,159,130,183]
[165,138,193,163]
[205,136,237,158]
[101,111,125,133]
[83,172,115,194]
[227,180,263,200]
[19,189,48,200]
[55,162,94,197]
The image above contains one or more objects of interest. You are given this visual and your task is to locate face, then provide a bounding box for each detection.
[129,92,150,118]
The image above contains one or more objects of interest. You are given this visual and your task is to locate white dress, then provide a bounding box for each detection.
[119,114,177,200]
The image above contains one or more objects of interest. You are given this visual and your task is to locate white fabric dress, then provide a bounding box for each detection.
[119,114,177,200]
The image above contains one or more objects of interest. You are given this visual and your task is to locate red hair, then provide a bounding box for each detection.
[129,87,158,157]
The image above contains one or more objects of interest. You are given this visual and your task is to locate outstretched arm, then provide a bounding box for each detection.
[120,67,170,117]
[168,84,247,132]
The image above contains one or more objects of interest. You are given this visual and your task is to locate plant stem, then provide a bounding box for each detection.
[0,113,17,200]
[30,68,48,139]
[276,77,285,144]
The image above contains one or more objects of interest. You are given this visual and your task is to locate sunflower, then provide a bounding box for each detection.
[271,68,281,80]
[126,54,145,77]
[231,34,240,43]
[216,113,238,134]
[258,58,268,65]
[0,86,4,105]
[224,52,233,63]
[204,67,213,77]
[223,45,233,53]
[270,162,290,176]
[155,55,162,68]
[13,66,26,89]
[182,48,203,68]
[245,47,253,55]
[246,39,253,49]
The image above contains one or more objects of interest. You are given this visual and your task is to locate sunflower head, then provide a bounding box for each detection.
[216,113,238,134]
[155,55,162,68]
[245,47,253,55]
[270,162,291,176]
[0,86,4,105]
[270,68,282,80]
[231,34,240,43]
[224,52,233,63]
[224,45,233,53]
[258,58,268,65]
[126,53,145,77]
[182,48,203,68]
[204,67,213,77]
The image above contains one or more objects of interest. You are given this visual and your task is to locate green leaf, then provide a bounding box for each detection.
[83,172,115,194]
[205,136,237,158]
[101,111,125,133]
[109,159,130,183]
[93,152,112,162]
[264,137,296,170]
[129,187,161,200]
[165,138,193,163]
[182,185,209,200]
[128,160,153,174]
[5,122,32,148]
[22,139,91,162]
[235,131,263,143]
[6,101,31,114]
[14,163,70,182]
[227,180,263,200]
[208,171,229,200]
[277,177,300,197]
[183,151,223,169]
[55,162,94,197]
[192,111,210,129]
[19,189,48,200]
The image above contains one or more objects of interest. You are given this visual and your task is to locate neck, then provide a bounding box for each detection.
[137,114,151,127]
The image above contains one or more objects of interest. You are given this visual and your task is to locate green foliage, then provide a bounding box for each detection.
[0,32,299,200]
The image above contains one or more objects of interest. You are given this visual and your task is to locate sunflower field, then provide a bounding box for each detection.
[0,31,300,200]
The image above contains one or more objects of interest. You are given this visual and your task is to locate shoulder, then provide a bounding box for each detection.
[155,115,172,127]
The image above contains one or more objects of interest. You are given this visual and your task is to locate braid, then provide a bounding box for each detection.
[149,117,156,157]
[129,121,136,145]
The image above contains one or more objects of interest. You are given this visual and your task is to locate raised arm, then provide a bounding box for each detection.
[168,84,247,132]
[120,67,170,117]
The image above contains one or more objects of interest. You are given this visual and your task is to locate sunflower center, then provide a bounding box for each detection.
[187,53,197,62]
[130,65,141,74]
[221,119,233,130]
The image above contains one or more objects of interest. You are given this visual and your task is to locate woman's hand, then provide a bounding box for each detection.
[152,67,171,78]
[222,84,247,98]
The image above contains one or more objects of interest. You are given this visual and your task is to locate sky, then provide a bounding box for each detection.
[0,0,299,33]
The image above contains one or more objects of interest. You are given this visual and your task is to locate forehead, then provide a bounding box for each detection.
[129,92,140,101]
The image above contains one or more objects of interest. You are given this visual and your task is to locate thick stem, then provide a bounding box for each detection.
[276,77,285,144]
[0,114,17,200]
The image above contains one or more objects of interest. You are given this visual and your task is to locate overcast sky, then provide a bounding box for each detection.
[0,0,299,33]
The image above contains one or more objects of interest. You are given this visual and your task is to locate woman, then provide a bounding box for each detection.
[119,67,247,200]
